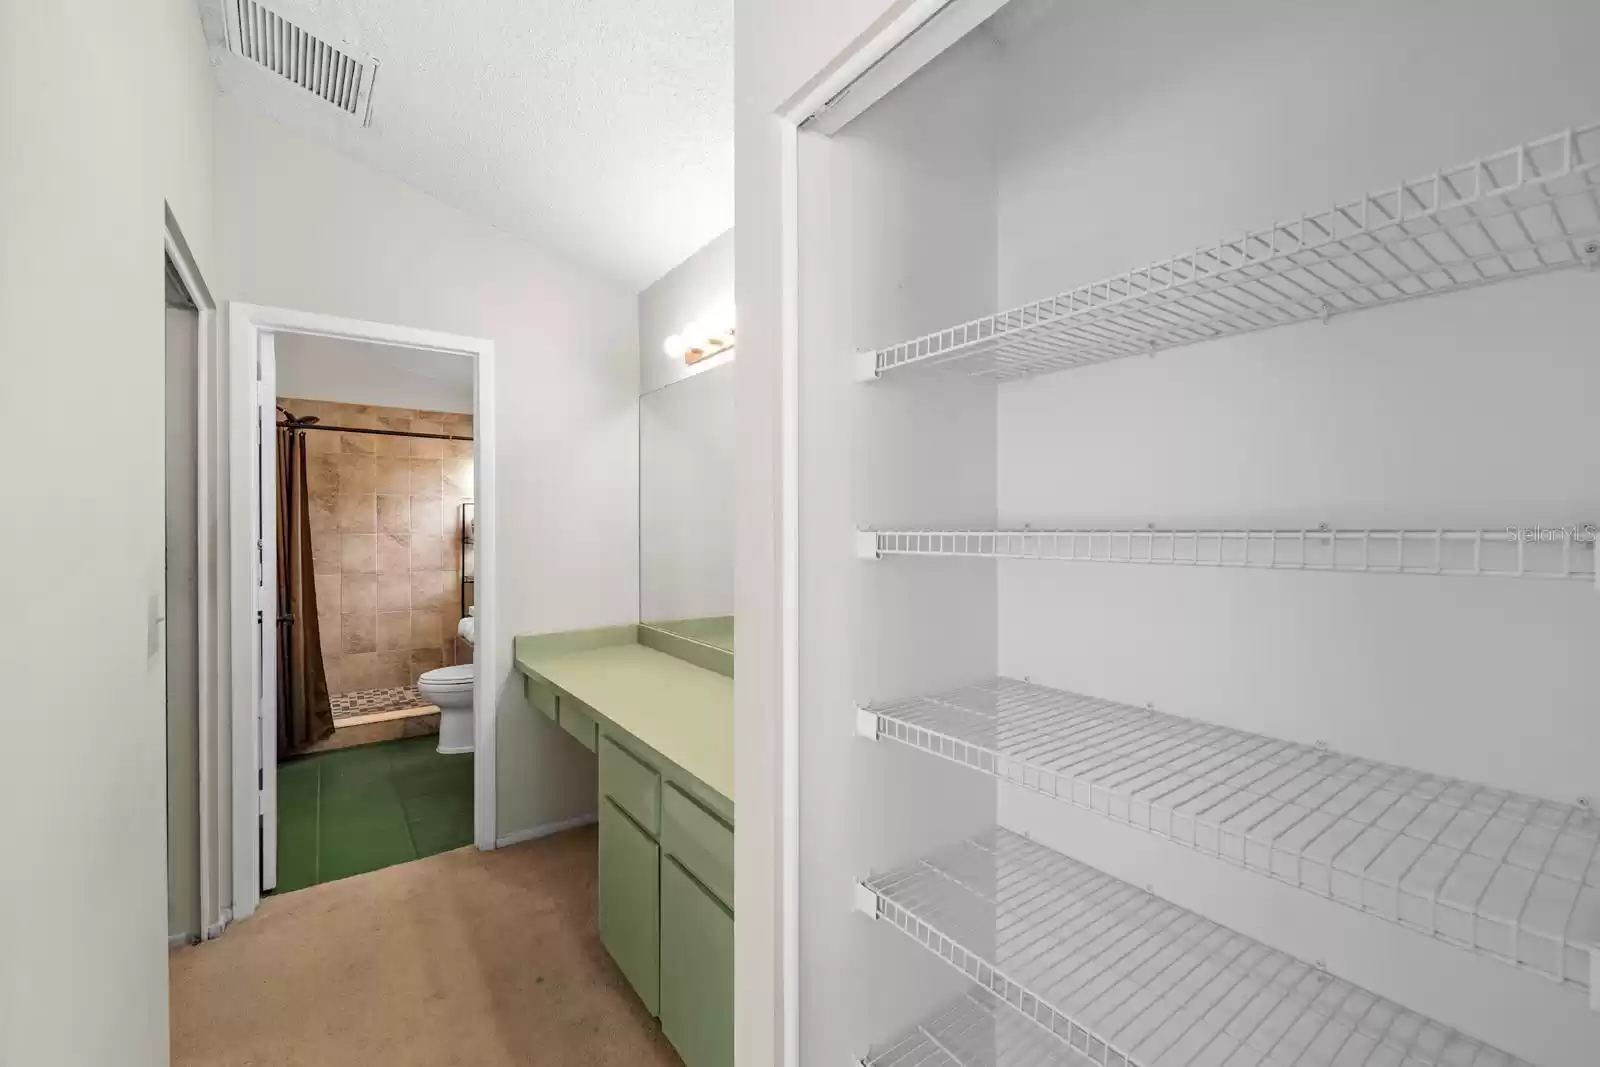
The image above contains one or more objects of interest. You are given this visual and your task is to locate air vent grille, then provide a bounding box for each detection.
[224,0,378,124]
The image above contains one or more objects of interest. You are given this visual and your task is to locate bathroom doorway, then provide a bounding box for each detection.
[229,306,497,918]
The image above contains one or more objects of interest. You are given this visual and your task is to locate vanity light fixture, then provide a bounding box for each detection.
[664,303,736,365]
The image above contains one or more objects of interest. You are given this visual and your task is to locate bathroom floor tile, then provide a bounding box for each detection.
[273,735,473,895]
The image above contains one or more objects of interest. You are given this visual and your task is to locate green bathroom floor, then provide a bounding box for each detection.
[274,735,474,894]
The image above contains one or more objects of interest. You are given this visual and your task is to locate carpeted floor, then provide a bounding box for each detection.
[169,828,682,1067]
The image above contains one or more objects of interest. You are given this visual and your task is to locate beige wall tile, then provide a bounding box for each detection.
[376,572,411,612]
[336,453,377,496]
[409,496,442,538]
[410,570,447,613]
[409,647,444,676]
[322,657,346,695]
[377,611,411,652]
[308,455,340,501]
[375,456,410,495]
[304,427,341,455]
[314,572,340,616]
[376,494,409,533]
[285,399,477,699]
[377,651,412,688]
[340,431,376,454]
[408,458,442,497]
[312,537,342,576]
[335,493,376,533]
[341,534,376,573]
[375,532,411,574]
[341,613,377,655]
[341,652,378,692]
[411,534,449,571]
[409,609,442,649]
[441,497,464,538]
[340,573,377,615]
[374,432,410,458]
[443,457,472,496]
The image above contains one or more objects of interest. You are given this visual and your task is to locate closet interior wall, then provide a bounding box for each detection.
[797,30,1002,1067]
[805,4,1600,1066]
[992,14,1600,1063]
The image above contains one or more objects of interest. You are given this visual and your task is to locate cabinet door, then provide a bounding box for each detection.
[598,798,660,1015]
[660,856,733,1067]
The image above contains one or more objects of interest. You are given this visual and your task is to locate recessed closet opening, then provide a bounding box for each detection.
[794,4,1600,1066]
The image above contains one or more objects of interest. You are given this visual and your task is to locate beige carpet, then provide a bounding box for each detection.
[170,827,682,1067]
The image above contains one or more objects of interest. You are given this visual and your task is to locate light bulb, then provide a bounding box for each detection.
[664,334,688,359]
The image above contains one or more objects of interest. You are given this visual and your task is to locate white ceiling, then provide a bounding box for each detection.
[200,0,732,289]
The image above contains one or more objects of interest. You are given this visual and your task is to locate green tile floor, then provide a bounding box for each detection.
[275,736,475,894]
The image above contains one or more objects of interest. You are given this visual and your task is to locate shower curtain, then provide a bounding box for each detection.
[277,425,334,752]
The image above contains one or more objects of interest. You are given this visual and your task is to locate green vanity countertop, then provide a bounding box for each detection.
[513,626,733,808]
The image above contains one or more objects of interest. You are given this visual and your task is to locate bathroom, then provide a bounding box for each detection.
[272,333,480,891]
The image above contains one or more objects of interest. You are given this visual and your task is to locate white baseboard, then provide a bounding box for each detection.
[495,811,598,848]
[168,931,197,948]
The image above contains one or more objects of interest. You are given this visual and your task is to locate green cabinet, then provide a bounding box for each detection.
[660,857,734,1067]
[598,798,660,1015]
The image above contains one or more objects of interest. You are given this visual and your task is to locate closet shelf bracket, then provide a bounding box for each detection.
[855,706,881,739]
[854,351,882,382]
[854,881,881,919]
[855,529,882,560]
[1583,240,1600,270]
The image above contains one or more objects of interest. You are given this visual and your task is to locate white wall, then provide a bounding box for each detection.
[213,96,639,842]
[734,2,907,1062]
[640,365,737,621]
[0,0,217,1063]
[989,6,1600,1065]
[276,334,475,413]
[640,228,736,394]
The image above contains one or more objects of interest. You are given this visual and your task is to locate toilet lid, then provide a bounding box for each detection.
[420,664,474,687]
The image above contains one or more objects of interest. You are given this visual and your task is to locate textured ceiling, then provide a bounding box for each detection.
[201,0,732,288]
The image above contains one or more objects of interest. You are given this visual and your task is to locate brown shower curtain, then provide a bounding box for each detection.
[278,425,335,752]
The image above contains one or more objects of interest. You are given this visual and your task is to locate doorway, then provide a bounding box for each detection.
[229,306,497,919]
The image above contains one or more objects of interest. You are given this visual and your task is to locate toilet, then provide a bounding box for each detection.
[418,664,474,754]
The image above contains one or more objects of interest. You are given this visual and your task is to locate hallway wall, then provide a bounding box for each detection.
[0,1,218,1063]
[216,97,639,843]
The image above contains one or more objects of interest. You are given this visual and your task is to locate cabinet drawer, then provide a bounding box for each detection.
[523,675,557,720]
[598,798,660,1016]
[599,735,660,836]
[662,784,733,910]
[557,694,599,753]
[660,856,733,1067]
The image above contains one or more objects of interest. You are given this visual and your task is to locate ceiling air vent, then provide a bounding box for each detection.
[223,0,378,125]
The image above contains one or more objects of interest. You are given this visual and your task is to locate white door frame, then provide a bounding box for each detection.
[164,207,226,939]
[228,303,498,921]
[763,1,1010,1060]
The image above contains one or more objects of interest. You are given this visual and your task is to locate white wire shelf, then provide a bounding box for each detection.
[862,989,1095,1067]
[861,677,1600,994]
[861,829,1536,1067]
[861,123,1600,382]
[861,526,1599,583]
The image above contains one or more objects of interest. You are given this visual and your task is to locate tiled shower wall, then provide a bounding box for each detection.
[281,398,473,695]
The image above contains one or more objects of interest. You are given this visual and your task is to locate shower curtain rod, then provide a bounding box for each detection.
[277,420,473,443]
